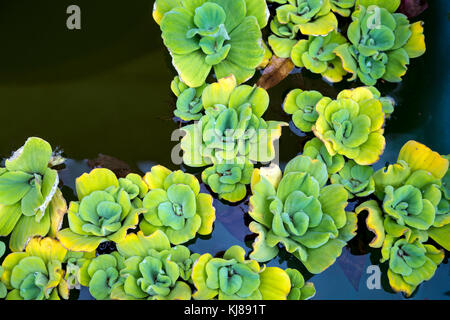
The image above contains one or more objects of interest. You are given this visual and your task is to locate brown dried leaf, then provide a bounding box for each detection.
[257,56,295,90]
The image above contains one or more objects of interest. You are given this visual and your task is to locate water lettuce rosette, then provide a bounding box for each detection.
[269,0,338,36]
[57,168,145,252]
[191,245,291,300]
[290,31,348,82]
[312,86,386,165]
[283,89,322,133]
[0,137,66,252]
[381,236,444,297]
[81,252,126,300]
[302,137,345,175]
[330,159,375,198]
[0,237,69,300]
[378,142,449,248]
[140,165,215,245]
[355,141,449,295]
[248,155,357,274]
[110,231,192,300]
[202,157,253,202]
[181,75,287,166]
[153,0,269,87]
[171,76,207,121]
[334,2,426,85]
[285,268,316,300]
[168,245,200,283]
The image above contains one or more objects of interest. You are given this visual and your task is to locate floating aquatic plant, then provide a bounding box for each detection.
[111,230,192,300]
[312,86,386,165]
[283,89,322,133]
[0,237,69,300]
[171,76,207,121]
[57,168,146,252]
[330,159,375,198]
[153,0,269,87]
[181,75,287,167]
[267,0,340,61]
[382,236,444,297]
[81,252,125,300]
[285,268,316,300]
[355,140,449,296]
[202,158,254,202]
[140,165,215,245]
[0,137,66,252]
[167,245,200,283]
[290,31,349,82]
[248,155,357,274]
[191,245,291,300]
[303,137,345,175]
[334,2,426,85]
[269,0,338,36]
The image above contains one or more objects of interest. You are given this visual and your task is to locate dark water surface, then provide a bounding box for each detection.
[0,0,448,300]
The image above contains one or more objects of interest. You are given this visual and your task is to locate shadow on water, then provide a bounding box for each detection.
[0,0,448,300]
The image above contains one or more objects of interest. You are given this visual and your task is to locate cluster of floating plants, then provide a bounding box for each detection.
[0,0,446,301]
[267,0,425,85]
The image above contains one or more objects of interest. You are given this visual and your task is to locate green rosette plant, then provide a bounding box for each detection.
[334,2,426,85]
[381,236,444,297]
[0,241,6,298]
[168,245,200,283]
[330,160,375,198]
[181,75,287,167]
[248,155,357,274]
[290,31,348,82]
[171,76,207,121]
[0,137,67,252]
[267,0,339,60]
[111,231,192,300]
[191,245,292,300]
[376,142,448,233]
[153,0,269,87]
[80,252,125,300]
[355,140,449,296]
[57,168,146,252]
[0,237,69,300]
[285,268,316,300]
[312,86,386,165]
[269,0,338,36]
[303,137,345,175]
[201,157,253,202]
[283,89,322,133]
[140,165,216,245]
